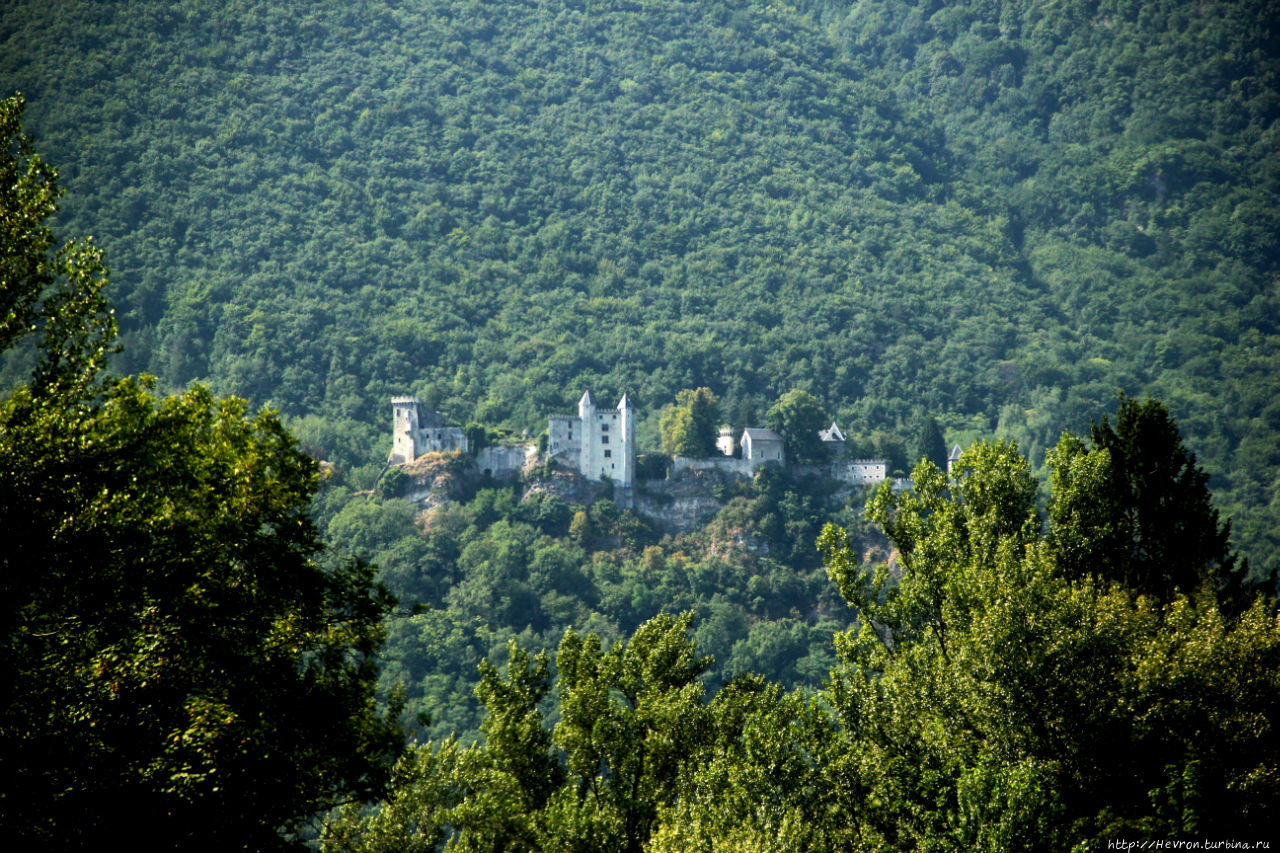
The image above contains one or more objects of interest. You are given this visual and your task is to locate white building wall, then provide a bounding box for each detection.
[391,396,468,463]
[844,459,889,485]
[477,444,532,477]
[671,456,754,477]
[549,392,635,487]
[617,395,634,486]
[586,408,626,482]
[548,415,580,461]
[391,397,422,464]
[419,427,468,454]
[741,429,785,466]
[716,427,735,456]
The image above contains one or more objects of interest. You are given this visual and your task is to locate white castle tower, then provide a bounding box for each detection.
[389,396,468,464]
[548,391,635,486]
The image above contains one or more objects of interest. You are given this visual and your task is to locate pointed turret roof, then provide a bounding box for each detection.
[618,393,634,410]
[579,390,597,407]
[819,421,846,442]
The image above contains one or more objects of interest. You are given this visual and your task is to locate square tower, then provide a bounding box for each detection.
[390,396,468,464]
[548,391,635,487]
[391,396,424,464]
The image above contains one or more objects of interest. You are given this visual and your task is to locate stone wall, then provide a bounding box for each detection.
[670,456,754,478]
[476,443,534,478]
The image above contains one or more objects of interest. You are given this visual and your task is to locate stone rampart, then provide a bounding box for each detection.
[476,443,533,478]
[670,456,754,478]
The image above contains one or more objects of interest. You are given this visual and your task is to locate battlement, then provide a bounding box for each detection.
[389,397,466,464]
[549,392,635,487]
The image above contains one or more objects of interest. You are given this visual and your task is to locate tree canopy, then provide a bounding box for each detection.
[328,405,1280,851]
[2,0,1276,579]
[0,95,403,849]
[1049,396,1242,606]
[815,436,1278,849]
[659,386,719,458]
[766,389,830,465]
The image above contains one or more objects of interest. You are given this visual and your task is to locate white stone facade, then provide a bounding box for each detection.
[390,397,468,464]
[716,426,736,457]
[548,391,635,486]
[477,443,534,477]
[741,428,785,467]
[844,458,889,485]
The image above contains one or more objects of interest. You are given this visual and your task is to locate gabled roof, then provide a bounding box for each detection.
[741,428,784,442]
[819,421,846,442]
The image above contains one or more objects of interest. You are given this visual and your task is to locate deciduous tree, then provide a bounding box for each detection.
[765,389,828,465]
[0,96,403,849]
[660,387,719,458]
[819,429,1279,850]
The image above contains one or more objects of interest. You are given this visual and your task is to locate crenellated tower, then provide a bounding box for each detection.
[389,396,468,464]
[548,391,635,487]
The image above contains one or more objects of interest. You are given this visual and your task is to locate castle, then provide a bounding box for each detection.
[389,396,468,464]
[391,393,894,492]
[710,419,889,484]
[547,391,636,487]
[389,391,635,487]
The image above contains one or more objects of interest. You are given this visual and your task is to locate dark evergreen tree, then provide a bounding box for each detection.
[913,414,948,470]
[1049,396,1244,606]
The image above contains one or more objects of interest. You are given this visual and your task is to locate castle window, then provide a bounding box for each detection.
[601,424,609,432]
[604,450,612,458]
[602,436,609,444]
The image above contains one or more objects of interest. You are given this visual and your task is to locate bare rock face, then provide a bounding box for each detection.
[633,466,734,536]
[522,465,613,507]
[397,451,476,510]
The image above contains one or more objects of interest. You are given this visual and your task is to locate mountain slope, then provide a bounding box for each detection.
[2,0,1276,578]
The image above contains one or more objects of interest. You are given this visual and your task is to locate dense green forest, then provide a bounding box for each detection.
[2,0,1277,579]
[0,96,402,848]
[4,0,1280,846]
[324,457,869,742]
[319,409,1279,852]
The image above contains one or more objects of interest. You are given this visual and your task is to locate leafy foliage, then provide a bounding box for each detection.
[765,388,830,465]
[327,399,1279,853]
[2,0,1276,577]
[0,94,115,397]
[325,613,716,853]
[817,436,1279,850]
[334,466,862,743]
[0,96,402,849]
[659,386,719,458]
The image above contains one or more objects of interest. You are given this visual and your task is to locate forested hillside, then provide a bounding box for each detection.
[2,0,1276,580]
